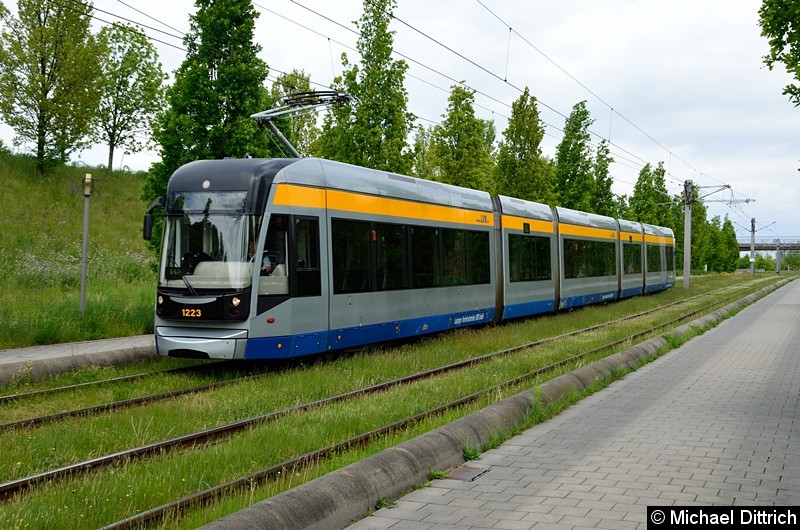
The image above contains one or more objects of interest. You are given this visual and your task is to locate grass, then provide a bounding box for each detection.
[0,275,780,479]
[0,274,785,528]
[0,147,791,525]
[0,151,156,348]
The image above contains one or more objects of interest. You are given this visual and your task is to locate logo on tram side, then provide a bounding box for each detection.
[476,214,489,224]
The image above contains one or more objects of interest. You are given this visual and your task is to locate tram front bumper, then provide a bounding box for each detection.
[155,326,248,359]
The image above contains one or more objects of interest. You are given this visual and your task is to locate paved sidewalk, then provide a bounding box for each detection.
[351,281,800,529]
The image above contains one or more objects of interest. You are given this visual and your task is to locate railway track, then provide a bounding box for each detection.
[0,359,284,428]
[101,283,761,529]
[0,281,748,432]
[0,359,255,405]
[0,279,769,527]
[0,373,271,430]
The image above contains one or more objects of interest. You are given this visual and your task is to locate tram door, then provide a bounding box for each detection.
[290,216,327,355]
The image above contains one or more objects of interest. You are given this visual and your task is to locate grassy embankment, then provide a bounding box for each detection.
[0,151,155,349]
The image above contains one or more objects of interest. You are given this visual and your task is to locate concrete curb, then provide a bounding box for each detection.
[203,278,792,530]
[0,344,156,386]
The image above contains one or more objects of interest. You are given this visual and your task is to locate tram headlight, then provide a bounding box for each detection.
[229,296,242,317]
[157,295,164,305]
[224,293,248,320]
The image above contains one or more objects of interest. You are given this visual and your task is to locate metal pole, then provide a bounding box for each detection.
[683,180,692,290]
[749,218,755,277]
[80,173,92,314]
[265,121,301,158]
[776,241,781,275]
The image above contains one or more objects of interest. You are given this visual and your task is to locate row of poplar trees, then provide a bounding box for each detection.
[0,0,742,272]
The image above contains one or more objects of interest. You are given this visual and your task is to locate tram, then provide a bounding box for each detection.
[144,157,675,360]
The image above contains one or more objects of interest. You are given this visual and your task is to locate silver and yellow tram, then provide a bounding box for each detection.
[145,157,675,360]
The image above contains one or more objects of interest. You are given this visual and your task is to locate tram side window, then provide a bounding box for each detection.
[563,239,586,279]
[442,229,467,285]
[623,243,642,274]
[295,217,321,297]
[646,245,662,273]
[376,223,409,291]
[466,230,490,285]
[534,236,552,280]
[411,226,441,288]
[332,219,372,294]
[509,234,551,282]
[564,239,616,279]
[666,246,675,271]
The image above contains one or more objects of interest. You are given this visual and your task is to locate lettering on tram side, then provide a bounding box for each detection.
[453,312,486,326]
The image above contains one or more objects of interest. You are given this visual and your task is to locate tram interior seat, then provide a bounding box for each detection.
[190,261,253,289]
[259,274,289,295]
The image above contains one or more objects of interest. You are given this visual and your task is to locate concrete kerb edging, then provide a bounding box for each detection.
[0,346,155,386]
[204,277,793,530]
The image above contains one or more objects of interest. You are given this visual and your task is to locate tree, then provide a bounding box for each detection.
[689,191,710,271]
[142,0,275,249]
[316,0,414,174]
[411,124,437,181]
[706,215,724,272]
[0,0,102,176]
[759,0,800,106]
[432,84,493,191]
[754,252,776,271]
[270,69,318,157]
[628,161,671,227]
[707,215,739,272]
[94,23,166,171]
[555,101,594,211]
[591,140,617,216]
[781,251,800,271]
[494,87,556,204]
[482,119,497,167]
[719,216,740,272]
[669,192,686,269]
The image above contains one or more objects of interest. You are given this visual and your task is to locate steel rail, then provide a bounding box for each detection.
[0,283,750,502]
[0,360,242,405]
[102,288,750,529]
[0,281,754,420]
[1,286,715,430]
[0,373,267,430]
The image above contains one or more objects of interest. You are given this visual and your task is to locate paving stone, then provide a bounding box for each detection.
[348,282,800,529]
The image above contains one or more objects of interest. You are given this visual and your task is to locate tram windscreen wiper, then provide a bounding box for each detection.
[180,274,199,297]
[170,258,200,297]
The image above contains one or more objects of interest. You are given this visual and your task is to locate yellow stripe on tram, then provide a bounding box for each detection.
[559,223,618,241]
[501,215,554,234]
[620,231,644,243]
[273,183,494,227]
[272,183,326,209]
[644,234,675,245]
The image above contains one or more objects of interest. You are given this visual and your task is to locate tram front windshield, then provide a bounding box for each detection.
[159,191,261,291]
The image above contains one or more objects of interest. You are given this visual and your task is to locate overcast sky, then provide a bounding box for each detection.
[2,0,798,242]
